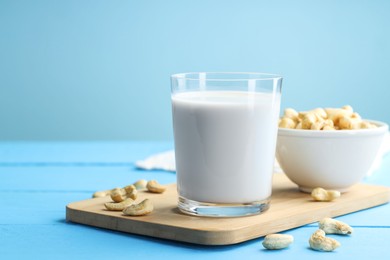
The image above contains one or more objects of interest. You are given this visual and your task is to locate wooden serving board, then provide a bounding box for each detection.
[66,174,390,245]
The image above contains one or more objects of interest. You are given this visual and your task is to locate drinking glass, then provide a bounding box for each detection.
[171,72,282,217]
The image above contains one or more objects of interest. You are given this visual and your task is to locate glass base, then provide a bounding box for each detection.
[178,196,270,217]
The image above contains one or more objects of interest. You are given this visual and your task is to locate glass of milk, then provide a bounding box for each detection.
[171,72,282,217]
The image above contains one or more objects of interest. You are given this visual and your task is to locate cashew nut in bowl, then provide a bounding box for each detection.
[279,106,377,130]
[279,117,296,129]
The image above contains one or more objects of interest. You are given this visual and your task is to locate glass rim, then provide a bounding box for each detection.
[171,72,282,81]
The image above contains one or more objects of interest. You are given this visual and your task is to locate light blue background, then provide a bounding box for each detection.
[1,0,389,140]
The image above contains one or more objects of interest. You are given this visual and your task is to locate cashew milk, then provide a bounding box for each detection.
[172,91,280,204]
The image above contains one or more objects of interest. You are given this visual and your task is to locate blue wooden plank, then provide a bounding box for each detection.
[0,192,86,225]
[0,224,389,259]
[0,141,173,164]
[0,166,175,192]
[1,142,389,259]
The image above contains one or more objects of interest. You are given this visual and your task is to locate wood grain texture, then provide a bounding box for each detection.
[66,174,390,245]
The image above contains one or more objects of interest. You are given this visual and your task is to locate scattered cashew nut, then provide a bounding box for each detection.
[124,184,138,200]
[104,198,134,211]
[319,218,353,235]
[311,187,341,202]
[123,199,154,216]
[147,180,166,193]
[133,179,148,190]
[92,189,111,198]
[93,182,143,199]
[309,229,340,252]
[110,188,127,202]
[262,234,294,250]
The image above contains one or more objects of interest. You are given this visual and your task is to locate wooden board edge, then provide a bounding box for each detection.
[65,184,390,246]
[66,205,236,245]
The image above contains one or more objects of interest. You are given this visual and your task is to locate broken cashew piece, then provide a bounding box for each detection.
[104,198,134,211]
[309,229,340,252]
[123,199,154,216]
[319,218,353,235]
[147,180,166,193]
[311,187,340,202]
[262,234,294,250]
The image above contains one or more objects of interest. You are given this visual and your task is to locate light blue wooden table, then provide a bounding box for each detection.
[1,141,389,259]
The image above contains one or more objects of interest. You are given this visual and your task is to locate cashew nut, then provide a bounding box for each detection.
[295,122,303,129]
[279,117,296,129]
[279,106,376,130]
[133,179,148,190]
[310,118,334,130]
[301,113,317,129]
[93,180,147,199]
[284,108,299,122]
[262,234,294,250]
[339,116,360,130]
[342,105,353,112]
[322,125,335,130]
[93,187,123,198]
[311,108,327,119]
[310,120,324,130]
[311,187,340,202]
[110,188,127,202]
[351,112,361,120]
[104,198,134,211]
[92,189,112,198]
[359,121,377,129]
[146,180,166,193]
[319,218,353,235]
[124,185,138,200]
[309,229,340,252]
[325,108,353,126]
[123,199,154,216]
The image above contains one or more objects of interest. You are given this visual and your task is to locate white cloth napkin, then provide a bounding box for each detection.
[136,150,176,172]
[136,133,390,176]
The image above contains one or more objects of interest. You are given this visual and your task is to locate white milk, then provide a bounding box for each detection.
[172,91,280,204]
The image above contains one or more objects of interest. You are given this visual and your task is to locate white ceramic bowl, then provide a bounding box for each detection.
[276,120,388,192]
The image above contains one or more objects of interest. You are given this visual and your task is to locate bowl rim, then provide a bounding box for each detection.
[278,119,389,138]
